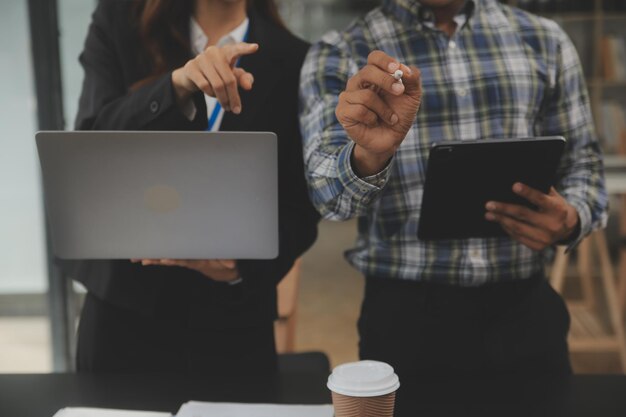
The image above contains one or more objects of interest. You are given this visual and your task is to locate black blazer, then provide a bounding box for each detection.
[68,0,319,327]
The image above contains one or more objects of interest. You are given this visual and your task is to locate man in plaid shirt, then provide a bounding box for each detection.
[299,0,608,377]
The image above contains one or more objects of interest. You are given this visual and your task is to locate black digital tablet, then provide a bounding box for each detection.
[417,136,566,240]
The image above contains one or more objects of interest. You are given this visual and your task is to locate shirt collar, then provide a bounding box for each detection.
[190,17,250,56]
[382,0,482,31]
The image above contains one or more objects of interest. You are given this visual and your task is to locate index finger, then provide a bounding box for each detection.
[367,50,400,74]
[224,42,259,64]
[347,64,403,95]
[513,182,552,209]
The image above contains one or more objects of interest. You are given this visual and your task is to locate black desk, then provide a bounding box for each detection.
[1,373,626,417]
[395,374,626,417]
[0,372,329,416]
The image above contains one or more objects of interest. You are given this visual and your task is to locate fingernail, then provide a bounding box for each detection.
[390,114,399,125]
[513,183,523,193]
[392,83,404,94]
[388,62,399,72]
[486,202,496,210]
[233,106,241,114]
[485,212,496,221]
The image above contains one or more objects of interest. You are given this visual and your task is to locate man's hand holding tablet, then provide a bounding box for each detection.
[485,182,580,251]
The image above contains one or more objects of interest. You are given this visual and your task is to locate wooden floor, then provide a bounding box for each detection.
[296,220,624,373]
[297,220,364,367]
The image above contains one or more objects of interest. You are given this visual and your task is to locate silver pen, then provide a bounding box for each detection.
[392,69,403,83]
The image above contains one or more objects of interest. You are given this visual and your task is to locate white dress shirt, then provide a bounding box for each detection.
[185,17,250,130]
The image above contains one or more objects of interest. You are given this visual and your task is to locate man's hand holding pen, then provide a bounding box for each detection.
[335,50,423,177]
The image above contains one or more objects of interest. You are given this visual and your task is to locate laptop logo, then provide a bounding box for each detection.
[143,185,181,213]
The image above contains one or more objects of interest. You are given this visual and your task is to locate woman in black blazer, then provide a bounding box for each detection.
[72,0,319,374]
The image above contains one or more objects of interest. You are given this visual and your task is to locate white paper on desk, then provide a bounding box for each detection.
[53,407,172,417]
[176,401,334,417]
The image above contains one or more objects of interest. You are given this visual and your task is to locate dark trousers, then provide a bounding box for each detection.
[358,274,571,378]
[76,292,278,375]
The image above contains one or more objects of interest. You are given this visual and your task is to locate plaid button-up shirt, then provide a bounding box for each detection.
[299,0,608,286]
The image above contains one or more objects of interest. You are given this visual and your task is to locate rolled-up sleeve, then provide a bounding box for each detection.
[299,32,392,221]
[542,25,609,250]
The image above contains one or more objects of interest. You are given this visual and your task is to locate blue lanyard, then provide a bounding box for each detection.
[206,25,250,131]
[207,102,222,131]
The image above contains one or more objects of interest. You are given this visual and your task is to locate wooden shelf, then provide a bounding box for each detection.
[549,14,598,22]
[568,298,623,353]
[604,155,626,170]
[588,80,626,88]
[600,13,626,21]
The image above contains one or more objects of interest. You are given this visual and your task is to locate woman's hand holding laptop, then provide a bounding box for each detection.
[131,259,240,282]
[485,182,580,251]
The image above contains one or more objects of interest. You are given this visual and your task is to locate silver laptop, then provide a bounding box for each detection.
[36,131,278,259]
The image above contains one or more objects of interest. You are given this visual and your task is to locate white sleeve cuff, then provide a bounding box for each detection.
[181,99,197,121]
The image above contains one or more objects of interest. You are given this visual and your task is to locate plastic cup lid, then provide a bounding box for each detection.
[327,360,400,397]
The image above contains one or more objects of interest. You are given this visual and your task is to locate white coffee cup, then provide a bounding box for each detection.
[327,361,400,417]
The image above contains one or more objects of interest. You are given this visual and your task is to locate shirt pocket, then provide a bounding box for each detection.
[473,55,549,139]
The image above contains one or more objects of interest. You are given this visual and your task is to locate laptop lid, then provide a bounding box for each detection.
[36,131,278,259]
